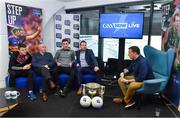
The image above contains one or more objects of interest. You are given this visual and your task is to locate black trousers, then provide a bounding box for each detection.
[9,69,34,90]
[33,67,53,92]
[52,66,74,89]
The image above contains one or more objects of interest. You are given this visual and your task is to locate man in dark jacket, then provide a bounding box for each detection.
[32,43,55,102]
[8,43,37,101]
[76,40,100,95]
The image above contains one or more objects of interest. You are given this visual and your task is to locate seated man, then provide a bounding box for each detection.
[32,43,56,102]
[76,40,100,96]
[8,43,37,100]
[113,46,154,109]
[53,38,75,97]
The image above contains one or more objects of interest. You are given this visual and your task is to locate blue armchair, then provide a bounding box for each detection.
[136,45,175,94]
[135,45,175,108]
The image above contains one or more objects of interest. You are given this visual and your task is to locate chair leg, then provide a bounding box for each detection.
[135,94,142,110]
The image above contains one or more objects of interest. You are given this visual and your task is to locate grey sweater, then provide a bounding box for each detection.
[54,49,75,67]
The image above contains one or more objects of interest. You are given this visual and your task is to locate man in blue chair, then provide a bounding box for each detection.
[76,40,100,96]
[8,43,37,101]
[113,46,154,109]
[32,43,56,102]
[53,38,75,97]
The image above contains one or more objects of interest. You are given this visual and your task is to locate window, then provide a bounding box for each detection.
[150,35,162,50]
[124,36,148,59]
[103,38,119,61]
[80,35,98,56]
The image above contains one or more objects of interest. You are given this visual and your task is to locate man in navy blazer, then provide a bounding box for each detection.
[76,40,100,95]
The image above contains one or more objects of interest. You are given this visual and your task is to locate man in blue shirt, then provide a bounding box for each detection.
[113,46,154,109]
[32,43,56,102]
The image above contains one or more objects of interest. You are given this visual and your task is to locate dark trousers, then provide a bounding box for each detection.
[33,67,53,92]
[77,67,101,86]
[9,69,34,90]
[53,66,74,89]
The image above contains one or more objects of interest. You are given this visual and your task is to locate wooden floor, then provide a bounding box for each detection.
[0,104,17,116]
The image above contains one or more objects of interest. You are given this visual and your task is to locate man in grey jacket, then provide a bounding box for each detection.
[53,38,75,97]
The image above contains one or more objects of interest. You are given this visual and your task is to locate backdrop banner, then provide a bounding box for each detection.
[6,3,43,55]
[162,0,180,111]
[54,13,80,51]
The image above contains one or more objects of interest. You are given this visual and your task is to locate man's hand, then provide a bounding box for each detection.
[68,63,72,67]
[23,64,31,70]
[123,69,129,74]
[94,66,99,72]
[76,63,80,67]
[119,78,128,83]
[44,65,50,69]
[57,62,61,66]
[120,72,124,78]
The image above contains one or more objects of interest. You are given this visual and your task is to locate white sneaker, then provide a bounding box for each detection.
[125,101,135,109]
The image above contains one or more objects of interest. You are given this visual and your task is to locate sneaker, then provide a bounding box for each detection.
[60,88,67,97]
[55,89,62,96]
[113,97,123,104]
[42,93,48,102]
[28,91,37,101]
[77,87,82,96]
[125,101,135,109]
[113,97,126,105]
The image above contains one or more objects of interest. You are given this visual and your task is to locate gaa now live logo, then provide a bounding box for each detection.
[102,23,140,29]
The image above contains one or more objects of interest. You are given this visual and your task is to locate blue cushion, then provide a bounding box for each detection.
[82,74,96,83]
[15,77,28,89]
[58,74,70,86]
[34,76,43,90]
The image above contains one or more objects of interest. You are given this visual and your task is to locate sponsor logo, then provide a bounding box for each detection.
[102,22,140,29]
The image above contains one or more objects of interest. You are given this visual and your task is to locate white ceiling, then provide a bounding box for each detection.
[56,0,81,2]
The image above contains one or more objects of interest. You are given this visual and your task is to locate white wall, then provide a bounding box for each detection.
[0,0,65,88]
[65,0,144,10]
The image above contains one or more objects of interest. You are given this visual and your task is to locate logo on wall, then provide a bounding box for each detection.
[64,20,71,26]
[56,33,62,39]
[73,15,80,21]
[56,24,62,30]
[56,15,62,21]
[6,3,43,55]
[73,24,79,30]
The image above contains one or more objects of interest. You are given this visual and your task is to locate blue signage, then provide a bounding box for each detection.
[100,13,144,39]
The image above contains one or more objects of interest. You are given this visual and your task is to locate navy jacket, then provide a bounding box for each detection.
[128,55,154,82]
[76,49,98,68]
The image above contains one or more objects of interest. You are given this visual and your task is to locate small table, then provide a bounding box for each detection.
[0,88,18,113]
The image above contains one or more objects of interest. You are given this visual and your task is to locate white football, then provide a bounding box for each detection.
[80,96,91,108]
[91,96,103,108]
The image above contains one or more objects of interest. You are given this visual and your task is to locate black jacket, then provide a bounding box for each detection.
[76,49,98,68]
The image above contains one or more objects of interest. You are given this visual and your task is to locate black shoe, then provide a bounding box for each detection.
[60,87,67,97]
[55,89,62,96]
